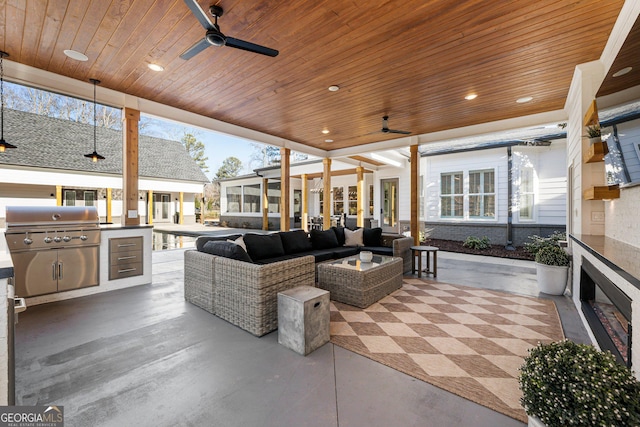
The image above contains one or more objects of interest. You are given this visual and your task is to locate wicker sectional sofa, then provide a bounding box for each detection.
[184,227,413,336]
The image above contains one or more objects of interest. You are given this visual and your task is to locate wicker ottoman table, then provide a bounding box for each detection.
[316,255,403,308]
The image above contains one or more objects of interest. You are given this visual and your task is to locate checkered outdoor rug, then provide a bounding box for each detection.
[329,278,565,423]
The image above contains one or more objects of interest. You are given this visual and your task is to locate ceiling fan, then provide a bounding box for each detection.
[180,0,279,60]
[376,116,411,135]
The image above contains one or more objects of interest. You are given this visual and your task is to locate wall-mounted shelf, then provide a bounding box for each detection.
[583,185,620,200]
[583,99,599,127]
[584,141,609,163]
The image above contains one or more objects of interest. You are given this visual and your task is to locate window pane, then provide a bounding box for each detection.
[484,171,495,192]
[453,196,464,217]
[440,197,451,217]
[441,175,451,194]
[469,195,480,217]
[453,173,463,194]
[268,182,280,213]
[484,195,495,218]
[226,186,241,213]
[469,172,480,193]
[84,191,95,207]
[243,184,260,213]
[64,190,76,206]
[369,185,374,215]
[520,194,533,219]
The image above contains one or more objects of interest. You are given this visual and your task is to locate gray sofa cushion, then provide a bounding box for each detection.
[196,234,242,252]
[310,229,339,250]
[243,233,285,261]
[280,230,313,254]
[202,240,253,262]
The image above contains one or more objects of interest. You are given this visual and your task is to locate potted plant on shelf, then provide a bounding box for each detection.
[534,245,569,295]
[519,340,640,427]
[586,124,602,144]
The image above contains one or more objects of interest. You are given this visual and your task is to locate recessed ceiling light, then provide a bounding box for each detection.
[516,96,533,103]
[63,49,88,61]
[148,63,164,72]
[325,139,333,143]
[328,85,340,92]
[322,129,330,134]
[464,93,478,100]
[613,66,632,77]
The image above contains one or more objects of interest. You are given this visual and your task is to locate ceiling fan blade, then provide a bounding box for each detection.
[387,129,412,135]
[226,37,279,57]
[182,0,214,30]
[180,38,211,60]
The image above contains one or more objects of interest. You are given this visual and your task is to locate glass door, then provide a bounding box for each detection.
[380,178,399,232]
[153,193,171,222]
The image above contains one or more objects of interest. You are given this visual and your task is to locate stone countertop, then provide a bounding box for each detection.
[570,234,640,289]
[100,224,153,230]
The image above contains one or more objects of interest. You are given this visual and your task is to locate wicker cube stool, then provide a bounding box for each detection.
[277,286,330,356]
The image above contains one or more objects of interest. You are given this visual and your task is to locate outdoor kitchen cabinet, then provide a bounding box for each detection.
[11,246,100,297]
[109,237,143,280]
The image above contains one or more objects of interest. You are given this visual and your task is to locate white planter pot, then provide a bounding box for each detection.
[528,415,547,427]
[536,262,569,295]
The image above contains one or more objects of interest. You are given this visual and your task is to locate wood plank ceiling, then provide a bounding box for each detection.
[0,0,626,152]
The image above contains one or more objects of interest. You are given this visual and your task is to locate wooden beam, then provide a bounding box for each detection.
[322,158,331,230]
[262,178,269,230]
[583,99,599,127]
[147,190,153,225]
[56,185,62,206]
[301,173,309,232]
[410,144,420,245]
[348,155,385,167]
[106,188,112,224]
[280,147,291,231]
[179,192,184,225]
[356,166,364,228]
[122,108,140,226]
[292,168,373,180]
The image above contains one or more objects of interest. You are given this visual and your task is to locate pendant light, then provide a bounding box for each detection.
[0,50,16,153]
[84,78,105,162]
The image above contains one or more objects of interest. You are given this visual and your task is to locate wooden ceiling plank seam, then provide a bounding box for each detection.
[33,0,70,70]
[45,0,91,71]
[5,0,27,60]
[19,0,46,65]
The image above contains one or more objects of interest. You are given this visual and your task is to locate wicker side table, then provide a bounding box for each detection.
[316,255,403,308]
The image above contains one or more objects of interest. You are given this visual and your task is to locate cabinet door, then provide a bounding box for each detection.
[57,246,99,291]
[11,250,58,297]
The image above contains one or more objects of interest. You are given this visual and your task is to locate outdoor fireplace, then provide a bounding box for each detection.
[580,257,632,367]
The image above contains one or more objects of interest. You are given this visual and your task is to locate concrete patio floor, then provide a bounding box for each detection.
[14,246,590,427]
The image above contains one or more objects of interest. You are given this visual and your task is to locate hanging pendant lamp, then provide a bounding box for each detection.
[0,50,17,153]
[84,78,105,162]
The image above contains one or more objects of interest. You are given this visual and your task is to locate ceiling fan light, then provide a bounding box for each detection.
[206,31,226,47]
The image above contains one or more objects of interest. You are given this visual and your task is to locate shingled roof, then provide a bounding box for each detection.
[0,109,209,183]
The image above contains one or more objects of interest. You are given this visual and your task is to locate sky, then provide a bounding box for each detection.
[141,115,262,180]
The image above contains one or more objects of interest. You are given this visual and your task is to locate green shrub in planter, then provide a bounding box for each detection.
[462,235,490,250]
[525,231,566,256]
[519,340,640,426]
[534,245,569,267]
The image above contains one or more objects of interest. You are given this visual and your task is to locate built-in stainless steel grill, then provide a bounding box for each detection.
[5,206,101,297]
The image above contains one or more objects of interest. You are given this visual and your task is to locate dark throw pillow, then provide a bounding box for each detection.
[363,227,383,247]
[280,230,313,254]
[243,233,285,261]
[310,229,339,250]
[201,240,253,263]
[332,226,346,246]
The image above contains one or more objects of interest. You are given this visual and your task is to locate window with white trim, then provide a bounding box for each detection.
[469,169,495,218]
[226,186,241,213]
[440,172,463,217]
[268,182,280,213]
[243,184,260,213]
[519,166,534,220]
